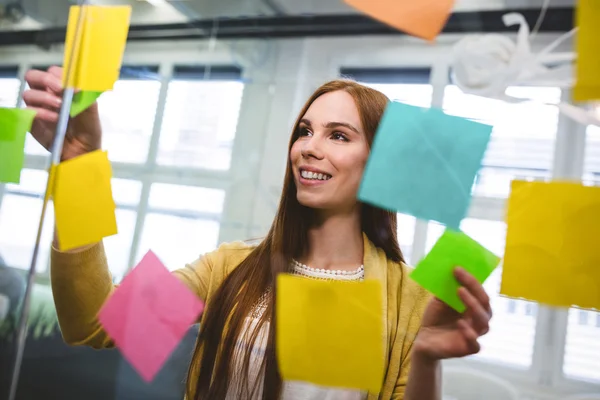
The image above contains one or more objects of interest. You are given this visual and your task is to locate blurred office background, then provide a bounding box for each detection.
[0,0,598,399]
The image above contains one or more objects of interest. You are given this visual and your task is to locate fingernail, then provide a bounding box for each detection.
[55,98,62,107]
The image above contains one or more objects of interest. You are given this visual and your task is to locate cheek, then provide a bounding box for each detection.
[289,142,302,163]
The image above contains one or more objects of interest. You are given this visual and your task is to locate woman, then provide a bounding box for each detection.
[24,66,492,400]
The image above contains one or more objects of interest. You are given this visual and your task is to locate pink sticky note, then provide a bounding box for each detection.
[98,250,205,382]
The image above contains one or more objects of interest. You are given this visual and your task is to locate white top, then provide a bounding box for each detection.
[225,261,368,400]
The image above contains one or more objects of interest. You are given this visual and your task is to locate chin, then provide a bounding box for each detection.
[296,192,330,209]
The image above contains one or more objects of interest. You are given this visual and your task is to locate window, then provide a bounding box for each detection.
[584,124,600,185]
[157,65,244,170]
[98,66,161,164]
[0,66,20,107]
[397,214,416,265]
[564,308,600,382]
[425,218,536,368]
[136,183,226,271]
[443,86,561,198]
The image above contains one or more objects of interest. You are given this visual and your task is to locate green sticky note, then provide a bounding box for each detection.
[70,91,102,117]
[0,108,36,183]
[0,108,36,142]
[410,229,500,312]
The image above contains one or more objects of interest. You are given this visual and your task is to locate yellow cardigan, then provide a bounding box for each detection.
[50,233,431,400]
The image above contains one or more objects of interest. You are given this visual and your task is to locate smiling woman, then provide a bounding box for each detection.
[25,67,493,400]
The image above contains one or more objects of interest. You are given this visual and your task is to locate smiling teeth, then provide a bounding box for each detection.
[301,170,331,180]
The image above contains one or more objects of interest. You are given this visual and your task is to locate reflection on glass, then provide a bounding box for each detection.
[158,80,244,170]
[104,209,138,282]
[148,183,225,214]
[137,214,220,272]
[0,195,54,273]
[564,308,600,382]
[443,86,561,198]
[98,80,161,164]
[425,218,536,368]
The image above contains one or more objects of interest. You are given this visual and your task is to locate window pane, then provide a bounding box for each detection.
[424,218,536,368]
[157,80,244,170]
[0,195,53,273]
[111,178,142,207]
[363,83,432,108]
[148,183,225,214]
[397,214,416,265]
[0,77,20,107]
[5,169,48,195]
[564,308,600,383]
[137,214,220,272]
[443,86,561,198]
[584,125,600,186]
[104,209,137,281]
[98,79,161,164]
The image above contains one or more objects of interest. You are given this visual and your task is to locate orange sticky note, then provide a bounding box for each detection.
[276,275,385,393]
[62,5,131,91]
[53,150,117,251]
[501,180,600,310]
[573,0,600,102]
[344,0,455,41]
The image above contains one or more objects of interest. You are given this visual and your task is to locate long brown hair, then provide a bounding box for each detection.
[188,79,404,399]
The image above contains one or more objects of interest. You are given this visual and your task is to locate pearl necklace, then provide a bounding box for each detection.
[291,259,365,281]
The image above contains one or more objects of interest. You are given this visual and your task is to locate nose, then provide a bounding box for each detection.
[301,135,324,160]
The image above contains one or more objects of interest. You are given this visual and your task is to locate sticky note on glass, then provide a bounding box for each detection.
[0,108,36,184]
[358,102,492,230]
[501,180,600,309]
[53,150,118,251]
[344,0,455,41]
[70,91,102,117]
[98,250,205,382]
[62,5,131,92]
[410,229,500,312]
[573,0,600,102]
[276,275,384,393]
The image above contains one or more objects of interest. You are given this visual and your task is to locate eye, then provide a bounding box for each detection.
[331,132,349,142]
[298,127,312,137]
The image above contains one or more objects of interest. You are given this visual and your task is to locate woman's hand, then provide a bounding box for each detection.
[414,267,493,361]
[23,66,102,162]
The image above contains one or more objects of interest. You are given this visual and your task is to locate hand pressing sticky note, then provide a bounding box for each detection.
[501,180,600,310]
[70,91,102,117]
[410,229,500,313]
[344,0,455,41]
[276,275,385,393]
[0,108,36,183]
[573,0,600,102]
[63,5,131,92]
[53,150,117,251]
[358,102,492,230]
[98,250,205,382]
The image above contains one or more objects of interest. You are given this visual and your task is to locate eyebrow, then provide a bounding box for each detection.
[300,118,360,135]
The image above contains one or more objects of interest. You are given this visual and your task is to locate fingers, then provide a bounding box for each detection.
[454,267,492,317]
[25,67,63,94]
[22,89,62,110]
[457,319,481,355]
[458,287,490,335]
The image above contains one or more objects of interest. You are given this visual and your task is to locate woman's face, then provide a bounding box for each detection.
[290,90,370,213]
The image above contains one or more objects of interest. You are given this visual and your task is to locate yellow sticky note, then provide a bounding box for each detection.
[53,150,117,251]
[344,0,455,41]
[573,0,600,102]
[501,180,600,309]
[62,5,131,92]
[276,275,385,393]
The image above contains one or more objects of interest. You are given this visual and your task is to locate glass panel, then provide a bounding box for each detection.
[98,79,161,164]
[0,77,21,107]
[584,125,600,186]
[111,178,143,207]
[148,183,225,214]
[137,214,220,272]
[564,308,600,383]
[104,209,138,282]
[397,214,416,265]
[157,80,244,170]
[362,83,432,108]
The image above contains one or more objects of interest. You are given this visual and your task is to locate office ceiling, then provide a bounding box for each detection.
[0,0,576,30]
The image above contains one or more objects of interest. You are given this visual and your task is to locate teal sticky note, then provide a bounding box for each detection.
[0,108,36,184]
[70,91,102,117]
[358,102,493,229]
[410,229,500,312]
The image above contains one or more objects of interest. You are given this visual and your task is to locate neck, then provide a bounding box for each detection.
[300,208,364,271]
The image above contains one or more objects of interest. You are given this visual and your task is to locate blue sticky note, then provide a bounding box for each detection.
[358,102,492,229]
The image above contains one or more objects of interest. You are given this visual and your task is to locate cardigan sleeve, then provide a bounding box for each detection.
[50,241,248,349]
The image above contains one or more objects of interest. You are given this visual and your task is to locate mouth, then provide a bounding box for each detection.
[299,168,332,182]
